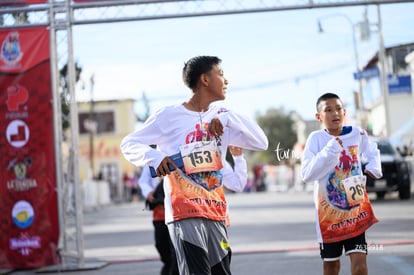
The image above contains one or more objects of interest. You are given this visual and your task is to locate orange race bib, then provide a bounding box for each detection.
[180,140,223,174]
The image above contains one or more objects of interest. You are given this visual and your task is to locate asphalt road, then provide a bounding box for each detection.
[6,190,414,275]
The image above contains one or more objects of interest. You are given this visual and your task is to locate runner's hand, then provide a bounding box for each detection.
[229,146,243,156]
[364,170,379,179]
[208,118,223,137]
[335,136,343,148]
[147,191,155,202]
[156,156,178,177]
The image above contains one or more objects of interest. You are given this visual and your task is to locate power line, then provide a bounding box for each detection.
[142,62,352,102]
[231,63,351,92]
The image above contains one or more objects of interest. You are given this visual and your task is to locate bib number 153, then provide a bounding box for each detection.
[180,140,223,174]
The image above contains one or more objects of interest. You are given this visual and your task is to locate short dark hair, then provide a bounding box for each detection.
[182,56,221,89]
[316,92,342,111]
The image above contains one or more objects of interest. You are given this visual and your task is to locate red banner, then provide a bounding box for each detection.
[0,0,46,6]
[0,27,60,270]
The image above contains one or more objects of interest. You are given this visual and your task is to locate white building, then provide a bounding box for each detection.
[358,42,414,148]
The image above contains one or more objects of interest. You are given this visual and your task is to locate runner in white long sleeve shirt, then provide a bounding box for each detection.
[301,93,382,275]
[120,56,267,275]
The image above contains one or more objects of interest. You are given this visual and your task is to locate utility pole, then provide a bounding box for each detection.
[377,5,391,137]
[88,74,95,177]
[317,13,364,125]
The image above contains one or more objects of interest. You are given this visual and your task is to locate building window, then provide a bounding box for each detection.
[79,111,115,134]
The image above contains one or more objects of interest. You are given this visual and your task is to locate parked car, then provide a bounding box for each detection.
[363,139,411,200]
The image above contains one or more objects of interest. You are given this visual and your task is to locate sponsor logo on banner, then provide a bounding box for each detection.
[7,156,38,192]
[6,119,30,148]
[0,28,49,74]
[0,26,59,269]
[12,200,35,229]
[0,31,23,67]
[6,84,29,114]
[10,232,41,256]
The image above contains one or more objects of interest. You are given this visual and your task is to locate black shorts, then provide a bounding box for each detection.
[320,233,367,261]
[130,187,139,195]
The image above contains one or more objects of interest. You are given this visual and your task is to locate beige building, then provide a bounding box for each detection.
[77,98,138,202]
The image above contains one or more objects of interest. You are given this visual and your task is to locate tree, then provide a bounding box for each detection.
[59,62,83,131]
[255,107,298,164]
[136,91,151,123]
[0,11,29,26]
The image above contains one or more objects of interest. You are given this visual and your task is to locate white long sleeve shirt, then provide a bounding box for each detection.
[222,155,248,193]
[138,167,160,199]
[121,103,267,223]
[301,126,382,243]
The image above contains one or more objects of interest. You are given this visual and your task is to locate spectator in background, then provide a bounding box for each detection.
[129,172,140,202]
[403,145,413,157]
[122,172,132,202]
[253,164,266,192]
[396,146,404,157]
[139,167,179,275]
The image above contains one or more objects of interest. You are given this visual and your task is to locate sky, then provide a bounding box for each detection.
[72,2,414,123]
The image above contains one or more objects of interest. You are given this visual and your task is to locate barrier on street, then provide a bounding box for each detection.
[83,180,111,209]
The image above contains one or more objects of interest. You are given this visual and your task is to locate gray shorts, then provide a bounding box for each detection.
[168,218,231,275]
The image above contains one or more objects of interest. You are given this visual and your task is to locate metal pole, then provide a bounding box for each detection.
[347,16,366,125]
[318,13,364,122]
[89,74,95,177]
[48,0,67,261]
[377,4,391,137]
[65,0,85,265]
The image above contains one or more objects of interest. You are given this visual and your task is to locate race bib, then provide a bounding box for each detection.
[180,140,223,174]
[343,175,366,207]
